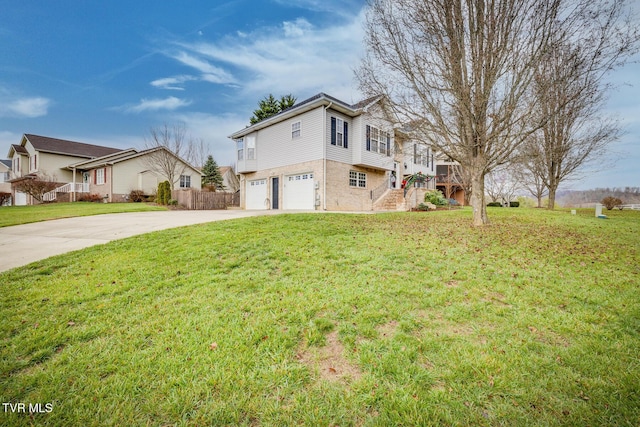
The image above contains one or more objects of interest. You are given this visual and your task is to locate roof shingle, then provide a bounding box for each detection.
[25,134,122,158]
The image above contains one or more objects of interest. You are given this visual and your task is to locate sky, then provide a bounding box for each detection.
[0,0,638,191]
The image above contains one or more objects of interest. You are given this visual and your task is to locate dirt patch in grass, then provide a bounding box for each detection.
[376,320,399,339]
[297,331,362,383]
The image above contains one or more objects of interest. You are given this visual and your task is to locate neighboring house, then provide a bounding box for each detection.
[228,93,437,211]
[6,134,202,204]
[219,166,240,193]
[0,160,11,205]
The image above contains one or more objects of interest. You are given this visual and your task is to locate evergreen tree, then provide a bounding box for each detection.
[201,155,225,191]
[249,94,296,125]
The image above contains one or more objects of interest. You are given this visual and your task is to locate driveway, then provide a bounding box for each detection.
[0,210,282,273]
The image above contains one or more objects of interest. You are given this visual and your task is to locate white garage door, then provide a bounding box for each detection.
[283,173,315,210]
[14,191,27,206]
[246,179,267,209]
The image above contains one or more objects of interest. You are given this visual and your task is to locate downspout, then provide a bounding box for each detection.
[323,101,333,211]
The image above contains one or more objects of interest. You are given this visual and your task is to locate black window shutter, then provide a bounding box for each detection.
[366,125,371,151]
[344,122,348,148]
[331,117,336,145]
[387,134,391,156]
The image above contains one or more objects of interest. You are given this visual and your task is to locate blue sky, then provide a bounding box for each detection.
[0,0,638,190]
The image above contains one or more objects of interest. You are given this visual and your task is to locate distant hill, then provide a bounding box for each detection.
[557,187,640,207]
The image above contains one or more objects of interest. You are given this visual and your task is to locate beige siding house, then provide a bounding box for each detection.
[229,93,437,212]
[6,134,201,204]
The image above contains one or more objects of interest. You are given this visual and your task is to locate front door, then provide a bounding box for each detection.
[271,177,279,209]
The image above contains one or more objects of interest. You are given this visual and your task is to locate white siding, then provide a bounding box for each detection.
[254,106,324,170]
[325,109,353,165]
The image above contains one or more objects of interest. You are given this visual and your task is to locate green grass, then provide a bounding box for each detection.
[1,208,639,426]
[0,202,167,227]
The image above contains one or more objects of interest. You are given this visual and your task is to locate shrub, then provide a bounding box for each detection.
[487,202,502,207]
[168,199,178,206]
[509,201,520,207]
[416,203,430,211]
[157,181,171,205]
[424,190,447,206]
[128,190,146,202]
[77,193,103,203]
[601,196,623,210]
[0,192,11,206]
[448,198,460,206]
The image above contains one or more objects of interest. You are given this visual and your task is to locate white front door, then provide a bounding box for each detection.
[246,179,267,209]
[283,173,314,210]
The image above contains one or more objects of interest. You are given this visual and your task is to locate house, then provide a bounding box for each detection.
[435,158,467,206]
[6,134,202,205]
[0,160,11,205]
[228,93,437,211]
[219,166,240,193]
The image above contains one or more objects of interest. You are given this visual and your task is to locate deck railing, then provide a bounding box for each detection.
[42,183,90,202]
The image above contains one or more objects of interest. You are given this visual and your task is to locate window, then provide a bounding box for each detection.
[180,175,191,188]
[291,121,301,139]
[30,155,37,172]
[330,117,348,148]
[366,125,391,156]
[13,157,19,173]
[95,168,105,185]
[246,136,256,160]
[236,138,244,161]
[349,171,367,188]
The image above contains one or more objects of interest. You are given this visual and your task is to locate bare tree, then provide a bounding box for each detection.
[142,124,197,189]
[449,164,472,206]
[13,174,58,202]
[513,139,549,207]
[520,4,637,210]
[485,167,521,206]
[357,0,637,225]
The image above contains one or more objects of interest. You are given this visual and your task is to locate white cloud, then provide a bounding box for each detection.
[171,52,237,84]
[0,96,51,118]
[123,96,192,114]
[282,18,313,37]
[171,9,366,101]
[150,75,197,90]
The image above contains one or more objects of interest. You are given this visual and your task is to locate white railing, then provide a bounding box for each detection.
[42,183,90,202]
[619,204,640,210]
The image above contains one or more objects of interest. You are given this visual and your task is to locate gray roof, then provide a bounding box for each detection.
[0,159,11,168]
[25,134,122,158]
[229,93,383,139]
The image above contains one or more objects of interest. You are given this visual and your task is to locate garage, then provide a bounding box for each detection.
[246,179,267,209]
[283,173,315,210]
[14,191,27,206]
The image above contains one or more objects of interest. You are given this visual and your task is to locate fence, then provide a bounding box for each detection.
[171,189,240,210]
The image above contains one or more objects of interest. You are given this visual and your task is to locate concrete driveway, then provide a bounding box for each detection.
[0,210,282,273]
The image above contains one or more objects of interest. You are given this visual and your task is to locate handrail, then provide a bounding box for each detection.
[42,182,90,202]
[403,173,435,197]
[370,180,391,201]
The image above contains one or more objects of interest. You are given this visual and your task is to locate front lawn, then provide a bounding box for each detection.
[0,202,166,228]
[1,208,638,425]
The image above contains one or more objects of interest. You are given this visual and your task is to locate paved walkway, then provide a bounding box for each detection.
[0,210,284,272]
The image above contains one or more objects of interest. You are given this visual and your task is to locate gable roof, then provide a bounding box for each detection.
[229,93,385,139]
[24,134,122,158]
[0,159,11,168]
[66,146,203,175]
[10,144,28,155]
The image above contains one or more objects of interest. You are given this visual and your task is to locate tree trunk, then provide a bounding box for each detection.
[548,185,557,210]
[470,171,489,226]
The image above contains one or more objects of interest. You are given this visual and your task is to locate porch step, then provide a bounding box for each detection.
[373,189,407,211]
